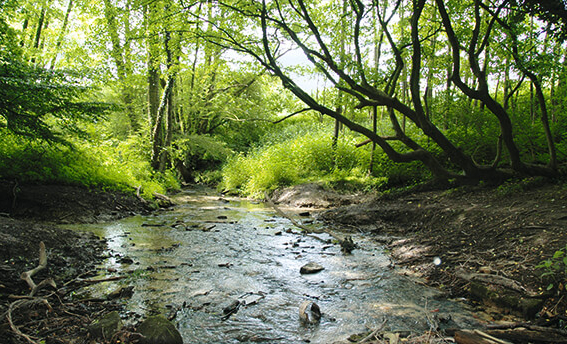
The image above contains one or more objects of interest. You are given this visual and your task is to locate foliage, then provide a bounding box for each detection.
[536,244,567,292]
[220,120,429,197]
[1,0,567,196]
[0,58,111,142]
[0,129,178,198]
[172,134,233,183]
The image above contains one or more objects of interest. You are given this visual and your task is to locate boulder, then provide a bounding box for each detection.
[88,311,123,340]
[137,315,183,344]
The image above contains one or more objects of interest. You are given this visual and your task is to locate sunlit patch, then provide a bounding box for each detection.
[433,257,442,266]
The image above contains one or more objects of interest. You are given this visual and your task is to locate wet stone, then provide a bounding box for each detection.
[88,311,123,340]
[137,314,183,344]
[300,262,324,274]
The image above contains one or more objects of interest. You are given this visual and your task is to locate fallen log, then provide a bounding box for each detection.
[484,328,567,343]
[454,330,512,344]
[154,192,174,206]
[455,268,537,296]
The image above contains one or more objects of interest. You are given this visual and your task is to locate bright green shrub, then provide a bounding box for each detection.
[220,124,389,197]
[0,129,178,198]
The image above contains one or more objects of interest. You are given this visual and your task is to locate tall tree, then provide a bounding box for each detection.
[102,0,139,132]
[207,0,562,182]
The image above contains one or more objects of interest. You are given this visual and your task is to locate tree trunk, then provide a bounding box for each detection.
[103,0,139,133]
[49,0,73,69]
[146,1,160,132]
[151,78,174,171]
[31,0,51,64]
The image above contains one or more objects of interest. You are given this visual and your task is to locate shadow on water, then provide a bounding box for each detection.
[65,187,482,343]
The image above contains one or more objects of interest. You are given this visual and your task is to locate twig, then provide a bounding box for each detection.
[5,298,51,344]
[357,318,387,343]
[264,191,316,233]
[20,242,49,296]
[455,268,537,296]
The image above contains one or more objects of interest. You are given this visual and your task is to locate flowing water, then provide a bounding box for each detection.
[67,187,481,343]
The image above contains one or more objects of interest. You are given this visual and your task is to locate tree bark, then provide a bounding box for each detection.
[103,0,139,133]
[49,0,73,69]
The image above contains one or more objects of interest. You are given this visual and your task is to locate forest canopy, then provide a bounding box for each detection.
[1,0,566,194]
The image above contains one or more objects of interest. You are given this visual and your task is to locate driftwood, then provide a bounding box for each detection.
[455,268,536,296]
[134,185,147,203]
[484,325,567,343]
[154,192,174,206]
[484,328,567,343]
[454,330,512,344]
[265,192,317,233]
[20,242,56,296]
[356,318,387,343]
[5,242,55,344]
[453,326,567,344]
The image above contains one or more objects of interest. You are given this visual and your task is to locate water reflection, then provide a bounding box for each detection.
[65,188,481,343]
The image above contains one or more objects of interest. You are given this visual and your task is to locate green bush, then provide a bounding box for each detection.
[0,129,178,198]
[219,122,427,197]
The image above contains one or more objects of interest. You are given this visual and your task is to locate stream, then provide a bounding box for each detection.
[67,187,482,343]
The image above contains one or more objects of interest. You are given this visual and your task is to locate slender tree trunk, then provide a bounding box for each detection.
[20,13,29,47]
[151,78,174,170]
[31,0,51,64]
[103,0,139,132]
[49,0,73,69]
[159,30,175,172]
[146,1,161,145]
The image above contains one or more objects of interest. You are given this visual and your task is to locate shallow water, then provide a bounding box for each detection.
[67,187,481,343]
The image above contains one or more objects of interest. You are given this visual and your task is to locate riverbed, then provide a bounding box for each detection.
[67,187,482,343]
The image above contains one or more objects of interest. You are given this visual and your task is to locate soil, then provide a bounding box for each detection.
[0,180,152,344]
[2,179,567,343]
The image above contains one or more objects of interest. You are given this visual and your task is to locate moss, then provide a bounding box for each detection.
[88,311,123,340]
[137,315,183,344]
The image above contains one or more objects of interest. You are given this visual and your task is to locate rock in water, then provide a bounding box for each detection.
[299,301,321,324]
[88,311,123,340]
[137,315,183,344]
[340,236,357,254]
[300,262,324,274]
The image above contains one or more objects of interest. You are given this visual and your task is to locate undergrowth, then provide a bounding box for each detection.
[0,130,178,198]
[220,122,429,198]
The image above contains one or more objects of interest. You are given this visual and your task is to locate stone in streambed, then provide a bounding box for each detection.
[137,314,183,344]
[300,262,324,274]
[88,311,123,340]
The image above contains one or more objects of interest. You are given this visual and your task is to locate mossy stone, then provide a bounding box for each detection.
[88,311,123,340]
[137,315,183,344]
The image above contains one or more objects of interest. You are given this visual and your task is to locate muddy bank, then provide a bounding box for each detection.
[0,181,151,344]
[0,180,152,223]
[274,181,567,323]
